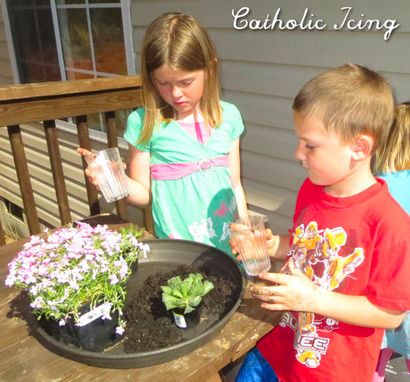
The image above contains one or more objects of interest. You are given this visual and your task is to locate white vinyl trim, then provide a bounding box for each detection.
[50,0,67,81]
[1,0,19,82]
[122,0,135,75]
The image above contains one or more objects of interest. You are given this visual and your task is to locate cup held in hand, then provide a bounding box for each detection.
[230,215,271,276]
[86,147,129,203]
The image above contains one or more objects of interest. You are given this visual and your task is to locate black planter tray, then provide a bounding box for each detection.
[33,239,245,369]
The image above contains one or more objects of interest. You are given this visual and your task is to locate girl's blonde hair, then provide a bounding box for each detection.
[293,64,395,153]
[373,102,410,173]
[139,12,221,144]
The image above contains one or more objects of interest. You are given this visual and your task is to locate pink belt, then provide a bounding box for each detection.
[151,155,229,180]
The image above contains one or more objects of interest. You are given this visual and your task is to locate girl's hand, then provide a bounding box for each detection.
[76,148,99,189]
[230,227,279,261]
[250,259,318,312]
[229,221,249,260]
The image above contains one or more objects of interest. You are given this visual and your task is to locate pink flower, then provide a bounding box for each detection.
[5,222,145,333]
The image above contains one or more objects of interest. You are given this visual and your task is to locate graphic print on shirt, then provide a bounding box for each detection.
[214,201,229,217]
[188,217,216,242]
[280,221,364,368]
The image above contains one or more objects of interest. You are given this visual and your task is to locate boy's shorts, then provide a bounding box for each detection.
[235,347,278,382]
[381,312,410,358]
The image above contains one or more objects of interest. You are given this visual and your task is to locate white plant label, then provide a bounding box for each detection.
[173,311,187,329]
[77,302,112,327]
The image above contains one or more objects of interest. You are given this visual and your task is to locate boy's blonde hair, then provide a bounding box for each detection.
[292,64,395,153]
[373,102,410,173]
[139,12,221,144]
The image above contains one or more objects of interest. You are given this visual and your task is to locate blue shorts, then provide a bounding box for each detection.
[381,312,410,358]
[235,348,278,382]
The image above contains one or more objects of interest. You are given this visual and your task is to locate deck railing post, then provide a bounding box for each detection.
[7,124,41,235]
[43,119,71,225]
[0,76,146,235]
[0,219,5,245]
[76,115,101,217]
[105,111,128,221]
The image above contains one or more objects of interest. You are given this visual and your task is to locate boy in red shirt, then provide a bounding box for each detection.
[235,64,410,381]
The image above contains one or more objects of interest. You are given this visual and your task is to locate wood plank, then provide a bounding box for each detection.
[7,125,41,235]
[0,287,279,382]
[76,116,100,217]
[0,223,281,382]
[143,204,154,234]
[105,111,129,221]
[0,219,5,246]
[0,88,143,126]
[0,76,142,101]
[43,120,71,225]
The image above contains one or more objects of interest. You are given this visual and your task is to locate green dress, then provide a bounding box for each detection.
[124,101,245,255]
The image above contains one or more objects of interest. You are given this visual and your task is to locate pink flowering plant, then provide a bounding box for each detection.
[5,222,149,335]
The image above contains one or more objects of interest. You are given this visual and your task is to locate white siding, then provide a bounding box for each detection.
[1,1,409,234]
[132,0,410,233]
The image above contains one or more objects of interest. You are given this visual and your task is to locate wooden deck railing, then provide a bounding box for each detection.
[0,76,152,244]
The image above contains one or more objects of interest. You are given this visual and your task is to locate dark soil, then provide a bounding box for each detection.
[123,265,236,353]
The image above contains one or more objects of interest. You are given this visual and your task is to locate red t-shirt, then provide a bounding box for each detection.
[257,178,410,382]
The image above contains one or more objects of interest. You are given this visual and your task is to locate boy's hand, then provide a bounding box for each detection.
[250,259,318,312]
[266,229,281,258]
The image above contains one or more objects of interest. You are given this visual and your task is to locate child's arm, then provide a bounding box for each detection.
[124,144,151,206]
[228,138,248,219]
[78,145,151,206]
[252,259,405,329]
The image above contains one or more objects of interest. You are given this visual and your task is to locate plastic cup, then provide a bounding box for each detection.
[230,215,271,276]
[85,147,129,203]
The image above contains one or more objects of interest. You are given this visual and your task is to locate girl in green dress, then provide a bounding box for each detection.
[79,12,248,255]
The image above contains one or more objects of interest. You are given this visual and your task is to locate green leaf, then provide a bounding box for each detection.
[160,272,214,313]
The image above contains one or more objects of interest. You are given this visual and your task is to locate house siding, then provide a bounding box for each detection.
[132,0,410,233]
[1,1,410,234]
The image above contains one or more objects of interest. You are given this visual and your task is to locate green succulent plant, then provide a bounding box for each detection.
[161,273,214,314]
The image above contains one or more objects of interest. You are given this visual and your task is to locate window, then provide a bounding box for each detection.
[5,0,134,132]
[3,198,24,222]
[6,0,134,82]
